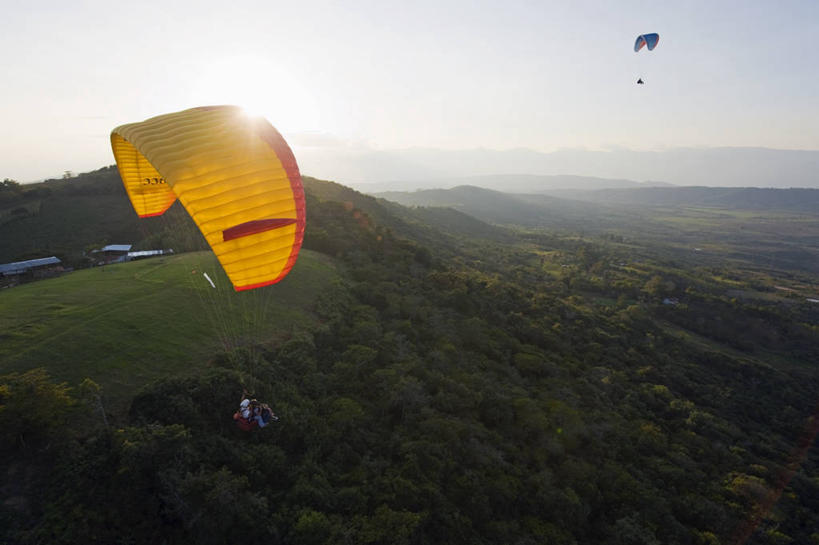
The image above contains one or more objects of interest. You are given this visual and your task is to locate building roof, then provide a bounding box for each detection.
[101,244,132,252]
[0,256,61,275]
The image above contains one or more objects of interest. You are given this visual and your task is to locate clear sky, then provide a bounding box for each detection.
[3,0,818,182]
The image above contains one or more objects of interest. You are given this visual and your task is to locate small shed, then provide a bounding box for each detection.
[0,256,64,287]
[93,244,132,264]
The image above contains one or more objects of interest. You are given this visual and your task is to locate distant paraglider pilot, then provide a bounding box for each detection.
[234,390,278,431]
[634,33,659,86]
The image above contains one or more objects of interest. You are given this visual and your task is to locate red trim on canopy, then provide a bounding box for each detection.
[137,200,174,218]
[235,278,280,292]
[249,119,306,289]
[223,218,298,242]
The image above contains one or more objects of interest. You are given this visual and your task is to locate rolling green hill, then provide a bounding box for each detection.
[0,250,340,407]
[0,170,510,267]
[375,184,605,229]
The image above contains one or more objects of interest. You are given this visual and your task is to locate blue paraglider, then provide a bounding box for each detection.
[634,33,659,83]
[634,33,660,52]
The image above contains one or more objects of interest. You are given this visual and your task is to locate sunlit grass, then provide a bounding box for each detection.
[0,250,339,403]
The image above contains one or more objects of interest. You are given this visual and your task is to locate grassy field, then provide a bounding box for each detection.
[0,250,340,404]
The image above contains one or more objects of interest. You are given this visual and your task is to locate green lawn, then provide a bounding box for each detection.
[0,250,340,402]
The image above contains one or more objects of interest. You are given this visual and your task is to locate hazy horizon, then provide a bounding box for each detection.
[16,144,819,191]
[298,145,819,190]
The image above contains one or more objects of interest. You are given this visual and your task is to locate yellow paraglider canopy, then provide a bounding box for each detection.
[111,106,305,291]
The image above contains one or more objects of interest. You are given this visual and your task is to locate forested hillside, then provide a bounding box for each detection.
[0,168,205,266]
[1,170,818,544]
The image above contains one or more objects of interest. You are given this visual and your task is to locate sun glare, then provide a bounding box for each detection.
[190,55,319,133]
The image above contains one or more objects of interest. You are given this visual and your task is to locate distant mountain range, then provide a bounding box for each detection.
[374,185,629,232]
[353,174,671,193]
[374,185,819,229]
[295,146,819,189]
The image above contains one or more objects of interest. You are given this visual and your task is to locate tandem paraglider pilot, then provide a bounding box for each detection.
[234,390,278,431]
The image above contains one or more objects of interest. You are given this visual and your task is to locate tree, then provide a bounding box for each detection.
[0,368,77,451]
[0,178,23,205]
[1,178,21,191]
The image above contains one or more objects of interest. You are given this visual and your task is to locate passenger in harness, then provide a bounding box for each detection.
[233,390,278,431]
